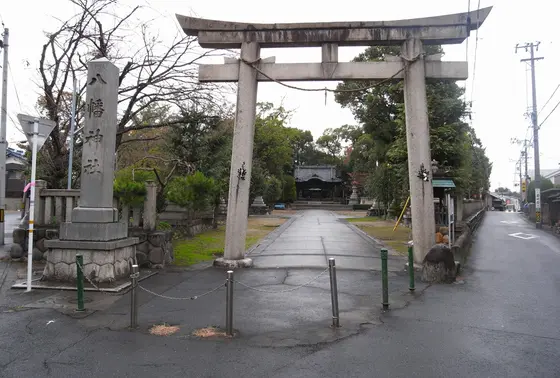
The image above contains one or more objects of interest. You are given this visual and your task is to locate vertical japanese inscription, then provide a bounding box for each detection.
[87,99,105,118]
[83,158,101,174]
[85,129,103,145]
[74,58,119,214]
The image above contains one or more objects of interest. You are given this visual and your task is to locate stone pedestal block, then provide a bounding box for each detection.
[43,238,138,283]
[60,222,128,241]
[72,207,118,223]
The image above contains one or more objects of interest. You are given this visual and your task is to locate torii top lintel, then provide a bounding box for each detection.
[177,7,492,49]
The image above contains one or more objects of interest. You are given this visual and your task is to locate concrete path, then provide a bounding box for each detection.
[249,210,404,271]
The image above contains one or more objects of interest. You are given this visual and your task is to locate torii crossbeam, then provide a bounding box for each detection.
[177,7,492,267]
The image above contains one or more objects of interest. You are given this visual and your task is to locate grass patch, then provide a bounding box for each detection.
[173,217,286,266]
[348,217,412,255]
[346,216,383,223]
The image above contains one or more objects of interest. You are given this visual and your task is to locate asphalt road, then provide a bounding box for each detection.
[268,211,560,377]
[1,211,559,377]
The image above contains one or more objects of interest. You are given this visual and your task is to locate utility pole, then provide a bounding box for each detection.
[0,28,9,245]
[516,42,543,228]
[518,159,523,197]
[511,137,531,203]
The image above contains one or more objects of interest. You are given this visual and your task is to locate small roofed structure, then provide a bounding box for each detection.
[294,165,343,200]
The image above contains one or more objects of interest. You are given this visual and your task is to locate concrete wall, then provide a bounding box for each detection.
[462,200,484,219]
[5,198,22,211]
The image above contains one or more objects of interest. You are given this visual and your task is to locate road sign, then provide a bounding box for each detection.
[16,114,55,292]
[521,181,526,192]
[16,114,55,151]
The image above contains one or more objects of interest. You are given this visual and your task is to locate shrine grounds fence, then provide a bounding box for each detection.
[73,250,408,336]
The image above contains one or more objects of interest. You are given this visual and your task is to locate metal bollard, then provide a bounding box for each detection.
[225,270,234,336]
[130,264,139,329]
[328,258,340,327]
[408,242,415,292]
[76,254,85,312]
[380,248,389,310]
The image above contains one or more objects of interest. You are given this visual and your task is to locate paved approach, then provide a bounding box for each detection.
[0,211,559,377]
[249,209,403,271]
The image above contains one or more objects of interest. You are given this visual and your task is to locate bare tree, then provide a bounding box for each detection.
[35,0,229,187]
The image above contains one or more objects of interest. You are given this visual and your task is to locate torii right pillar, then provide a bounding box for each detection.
[402,38,436,263]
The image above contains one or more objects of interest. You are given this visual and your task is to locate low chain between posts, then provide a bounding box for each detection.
[74,260,129,297]
[74,259,226,300]
[136,281,226,301]
[234,267,329,293]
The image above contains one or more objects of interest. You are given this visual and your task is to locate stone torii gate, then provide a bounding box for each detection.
[177,7,492,266]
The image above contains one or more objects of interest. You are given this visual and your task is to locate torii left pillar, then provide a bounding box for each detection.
[214,42,259,268]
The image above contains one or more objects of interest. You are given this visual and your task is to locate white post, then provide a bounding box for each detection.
[67,76,77,189]
[26,120,39,292]
[402,38,436,263]
[0,28,10,245]
[218,42,259,267]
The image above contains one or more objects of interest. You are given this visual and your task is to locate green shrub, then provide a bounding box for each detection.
[281,175,297,203]
[114,179,147,207]
[157,221,172,231]
[165,171,216,211]
[264,176,282,205]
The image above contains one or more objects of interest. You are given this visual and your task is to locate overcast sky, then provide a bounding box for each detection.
[1,0,559,191]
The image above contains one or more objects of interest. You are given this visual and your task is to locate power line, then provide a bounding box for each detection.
[538,83,560,115]
[539,98,560,129]
[7,63,22,110]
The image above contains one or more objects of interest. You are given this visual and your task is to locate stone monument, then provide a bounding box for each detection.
[348,185,359,205]
[250,195,268,215]
[44,58,138,283]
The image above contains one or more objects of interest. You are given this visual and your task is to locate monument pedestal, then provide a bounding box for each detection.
[44,237,138,283]
[60,221,127,241]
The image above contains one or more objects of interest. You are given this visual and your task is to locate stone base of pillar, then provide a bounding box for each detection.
[43,238,138,283]
[213,257,253,269]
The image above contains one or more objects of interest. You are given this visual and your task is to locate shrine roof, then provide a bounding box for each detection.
[432,178,456,188]
[177,7,492,48]
[294,165,342,183]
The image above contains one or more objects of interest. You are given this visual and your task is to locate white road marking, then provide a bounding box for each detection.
[508,232,538,240]
[501,221,519,224]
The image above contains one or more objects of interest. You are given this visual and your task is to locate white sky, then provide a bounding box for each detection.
[1,0,559,191]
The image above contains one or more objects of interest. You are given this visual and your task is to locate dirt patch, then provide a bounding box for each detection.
[192,326,230,338]
[149,324,180,336]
